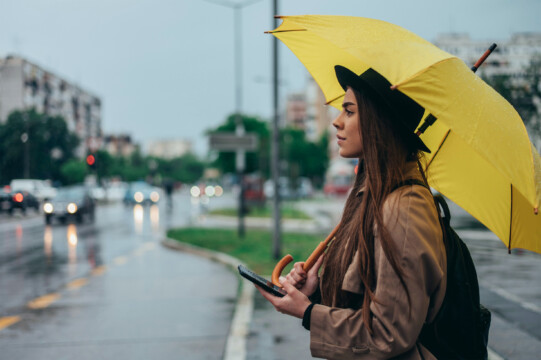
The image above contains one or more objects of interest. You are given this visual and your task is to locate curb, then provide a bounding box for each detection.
[161,238,253,360]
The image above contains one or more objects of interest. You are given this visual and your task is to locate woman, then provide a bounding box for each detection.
[256,65,446,359]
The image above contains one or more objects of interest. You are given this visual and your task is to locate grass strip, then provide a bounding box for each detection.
[209,204,311,220]
[167,227,325,274]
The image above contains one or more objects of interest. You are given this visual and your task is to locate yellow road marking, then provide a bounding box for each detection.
[92,265,107,276]
[66,278,88,290]
[0,316,21,331]
[113,256,127,265]
[27,293,60,309]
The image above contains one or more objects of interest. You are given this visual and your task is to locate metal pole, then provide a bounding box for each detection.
[23,112,30,178]
[234,6,246,238]
[271,0,282,259]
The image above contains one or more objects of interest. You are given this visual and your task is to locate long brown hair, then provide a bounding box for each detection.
[321,87,426,333]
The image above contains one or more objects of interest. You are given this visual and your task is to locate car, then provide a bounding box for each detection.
[9,190,40,215]
[0,187,13,214]
[42,187,95,224]
[124,182,161,205]
[10,179,57,201]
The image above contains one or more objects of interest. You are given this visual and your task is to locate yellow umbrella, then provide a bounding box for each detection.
[268,15,541,254]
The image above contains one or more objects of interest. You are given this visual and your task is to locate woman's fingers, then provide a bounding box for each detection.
[307,254,325,277]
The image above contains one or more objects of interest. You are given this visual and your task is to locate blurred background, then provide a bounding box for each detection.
[0,1,540,359]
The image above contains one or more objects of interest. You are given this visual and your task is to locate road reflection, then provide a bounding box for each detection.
[133,204,144,234]
[44,225,53,260]
[150,205,159,231]
[67,224,78,266]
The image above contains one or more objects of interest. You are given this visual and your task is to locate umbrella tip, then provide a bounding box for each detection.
[390,85,398,91]
[535,207,538,215]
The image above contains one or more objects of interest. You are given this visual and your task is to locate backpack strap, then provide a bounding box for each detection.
[391,179,429,192]
[392,179,452,224]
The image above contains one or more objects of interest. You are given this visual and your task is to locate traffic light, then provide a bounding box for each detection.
[86,154,96,169]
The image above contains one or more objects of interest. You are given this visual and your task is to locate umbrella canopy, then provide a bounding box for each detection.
[269,15,541,254]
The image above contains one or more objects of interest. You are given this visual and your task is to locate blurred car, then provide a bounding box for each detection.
[264,177,296,200]
[296,177,314,198]
[43,187,95,224]
[9,190,40,215]
[124,182,161,205]
[105,182,128,202]
[10,179,57,201]
[0,187,13,214]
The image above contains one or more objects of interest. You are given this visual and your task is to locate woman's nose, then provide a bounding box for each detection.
[332,113,343,129]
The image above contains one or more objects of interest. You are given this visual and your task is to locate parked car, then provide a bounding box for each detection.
[43,187,95,224]
[0,187,13,214]
[10,179,57,201]
[124,182,161,205]
[9,190,40,215]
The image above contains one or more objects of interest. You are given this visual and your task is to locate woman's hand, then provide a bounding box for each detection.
[255,279,311,319]
[285,254,324,297]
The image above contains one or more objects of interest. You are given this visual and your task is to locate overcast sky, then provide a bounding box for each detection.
[1,0,540,155]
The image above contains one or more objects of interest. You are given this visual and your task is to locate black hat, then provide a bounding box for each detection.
[334,65,431,153]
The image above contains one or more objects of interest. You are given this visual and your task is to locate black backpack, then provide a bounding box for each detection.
[397,180,491,359]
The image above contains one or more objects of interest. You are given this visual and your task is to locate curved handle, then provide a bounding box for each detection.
[271,254,293,287]
[270,223,341,288]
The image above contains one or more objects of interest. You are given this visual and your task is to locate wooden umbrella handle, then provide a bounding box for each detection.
[271,224,340,287]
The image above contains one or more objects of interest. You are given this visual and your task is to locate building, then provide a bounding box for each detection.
[434,32,541,77]
[146,139,192,159]
[103,134,138,158]
[285,77,338,142]
[0,55,102,158]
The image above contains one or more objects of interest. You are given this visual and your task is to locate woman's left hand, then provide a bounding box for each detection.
[255,278,312,319]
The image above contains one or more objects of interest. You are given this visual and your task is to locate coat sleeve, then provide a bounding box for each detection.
[309,186,446,360]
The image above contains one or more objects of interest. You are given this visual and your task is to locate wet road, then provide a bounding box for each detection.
[0,192,238,359]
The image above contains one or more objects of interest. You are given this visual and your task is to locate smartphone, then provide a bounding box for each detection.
[238,265,286,297]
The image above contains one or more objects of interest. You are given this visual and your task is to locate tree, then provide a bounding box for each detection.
[209,113,270,176]
[208,114,329,187]
[0,109,79,184]
[61,160,87,185]
[484,55,541,148]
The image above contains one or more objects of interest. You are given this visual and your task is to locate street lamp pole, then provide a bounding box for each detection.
[233,5,246,238]
[203,0,261,237]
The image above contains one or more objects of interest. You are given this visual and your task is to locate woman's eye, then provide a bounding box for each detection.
[345,109,354,116]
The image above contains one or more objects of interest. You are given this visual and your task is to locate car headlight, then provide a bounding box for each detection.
[43,203,54,214]
[205,186,215,197]
[214,185,223,197]
[150,191,159,202]
[67,203,78,214]
[190,186,201,197]
[134,192,144,203]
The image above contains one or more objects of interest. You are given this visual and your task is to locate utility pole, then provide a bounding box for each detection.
[271,0,282,259]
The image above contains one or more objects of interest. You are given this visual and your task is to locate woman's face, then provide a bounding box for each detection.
[333,87,362,158]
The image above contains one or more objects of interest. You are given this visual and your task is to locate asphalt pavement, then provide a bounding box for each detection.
[0,192,238,360]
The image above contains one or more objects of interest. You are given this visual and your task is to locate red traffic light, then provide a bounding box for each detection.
[86,154,96,166]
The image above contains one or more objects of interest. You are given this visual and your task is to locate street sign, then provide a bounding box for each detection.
[209,133,258,151]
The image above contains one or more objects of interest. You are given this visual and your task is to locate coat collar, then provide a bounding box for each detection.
[356,161,423,196]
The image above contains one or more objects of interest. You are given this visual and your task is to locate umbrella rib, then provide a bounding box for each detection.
[265,29,307,34]
[508,185,513,254]
[425,129,451,172]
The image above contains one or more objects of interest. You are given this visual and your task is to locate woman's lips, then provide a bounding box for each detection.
[337,135,346,145]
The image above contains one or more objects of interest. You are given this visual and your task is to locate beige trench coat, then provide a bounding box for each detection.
[310,163,446,360]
